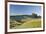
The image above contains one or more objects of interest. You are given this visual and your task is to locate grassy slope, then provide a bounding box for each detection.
[15,18,41,29]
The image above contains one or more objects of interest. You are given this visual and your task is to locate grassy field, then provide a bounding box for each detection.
[10,18,41,29]
[17,18,41,29]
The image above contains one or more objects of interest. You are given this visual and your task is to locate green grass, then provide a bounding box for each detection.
[10,18,41,29]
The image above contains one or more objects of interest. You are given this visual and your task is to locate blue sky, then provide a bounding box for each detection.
[10,4,41,16]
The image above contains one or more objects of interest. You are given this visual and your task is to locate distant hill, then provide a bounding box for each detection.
[10,15,41,22]
[10,15,32,23]
[10,15,32,20]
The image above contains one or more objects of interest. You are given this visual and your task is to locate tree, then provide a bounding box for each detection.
[32,13,37,18]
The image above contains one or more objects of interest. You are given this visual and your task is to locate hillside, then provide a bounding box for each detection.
[10,15,41,29]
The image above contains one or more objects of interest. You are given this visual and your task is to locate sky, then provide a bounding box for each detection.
[10,4,41,16]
